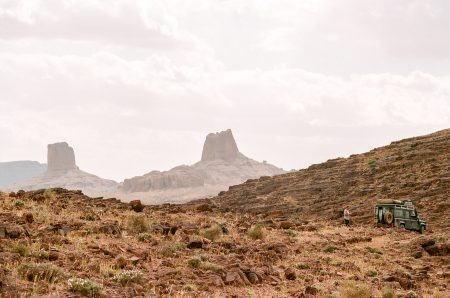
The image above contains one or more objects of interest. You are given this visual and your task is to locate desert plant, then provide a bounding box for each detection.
[201,262,223,272]
[368,159,377,167]
[365,269,377,277]
[297,263,310,270]
[10,243,30,257]
[114,269,144,286]
[161,242,185,257]
[247,224,264,240]
[137,232,153,242]
[18,263,64,283]
[183,283,197,291]
[367,247,383,255]
[187,257,201,268]
[43,189,56,200]
[324,245,338,253]
[202,225,222,241]
[68,277,102,296]
[339,280,370,298]
[382,286,396,298]
[127,215,150,235]
[14,199,25,207]
[284,229,297,237]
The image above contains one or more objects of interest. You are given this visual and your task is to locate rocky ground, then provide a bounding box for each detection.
[0,188,448,297]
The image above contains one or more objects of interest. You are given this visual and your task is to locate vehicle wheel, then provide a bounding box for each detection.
[384,211,393,224]
[400,224,405,230]
[419,225,424,234]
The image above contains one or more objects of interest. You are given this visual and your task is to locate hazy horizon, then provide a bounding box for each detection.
[1,0,450,181]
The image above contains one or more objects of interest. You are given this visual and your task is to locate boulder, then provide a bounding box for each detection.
[129,200,144,212]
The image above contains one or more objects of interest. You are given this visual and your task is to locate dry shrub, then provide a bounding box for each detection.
[127,215,150,235]
[339,280,371,298]
[247,224,264,240]
[202,225,222,241]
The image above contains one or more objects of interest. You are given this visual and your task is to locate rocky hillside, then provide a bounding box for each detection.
[0,189,448,297]
[119,129,285,203]
[211,129,450,230]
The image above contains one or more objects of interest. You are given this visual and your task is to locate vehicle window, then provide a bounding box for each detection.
[403,210,410,219]
[394,210,402,218]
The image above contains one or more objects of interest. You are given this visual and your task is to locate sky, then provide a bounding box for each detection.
[1,0,450,181]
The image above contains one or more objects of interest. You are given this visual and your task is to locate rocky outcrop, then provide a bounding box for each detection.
[118,129,285,203]
[6,142,117,197]
[0,161,47,187]
[201,129,239,161]
[47,142,77,171]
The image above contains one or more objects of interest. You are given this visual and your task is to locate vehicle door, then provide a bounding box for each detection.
[403,210,412,229]
[409,210,419,231]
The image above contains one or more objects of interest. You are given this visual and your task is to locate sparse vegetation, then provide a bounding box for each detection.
[114,269,144,286]
[339,280,371,298]
[324,245,338,253]
[202,224,222,241]
[14,199,25,207]
[201,262,223,272]
[367,246,383,255]
[183,283,198,291]
[127,214,150,234]
[382,286,396,298]
[68,277,102,296]
[161,242,185,257]
[247,224,264,240]
[365,269,377,277]
[10,242,30,257]
[187,257,201,268]
[368,159,377,167]
[18,263,64,283]
[43,189,56,200]
[296,263,310,270]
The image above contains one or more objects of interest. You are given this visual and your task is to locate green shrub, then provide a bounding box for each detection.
[43,189,56,200]
[284,229,297,237]
[247,224,264,240]
[297,263,310,270]
[365,269,377,277]
[127,215,150,235]
[339,280,371,298]
[161,242,185,257]
[14,199,25,207]
[18,263,64,283]
[114,269,143,286]
[367,247,383,255]
[368,159,377,167]
[324,245,338,253]
[187,257,201,268]
[202,225,222,241]
[137,232,153,242]
[68,278,102,296]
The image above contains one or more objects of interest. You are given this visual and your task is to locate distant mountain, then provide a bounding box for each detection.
[118,129,285,203]
[7,142,117,197]
[0,161,47,188]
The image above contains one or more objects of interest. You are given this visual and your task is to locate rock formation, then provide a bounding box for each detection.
[47,142,78,171]
[119,129,285,203]
[6,142,117,197]
[201,129,239,161]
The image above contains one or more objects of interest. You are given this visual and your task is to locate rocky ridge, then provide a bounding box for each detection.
[119,129,285,203]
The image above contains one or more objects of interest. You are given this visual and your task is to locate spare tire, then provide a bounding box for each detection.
[384,211,393,224]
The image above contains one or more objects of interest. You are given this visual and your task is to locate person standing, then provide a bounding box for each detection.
[344,207,351,226]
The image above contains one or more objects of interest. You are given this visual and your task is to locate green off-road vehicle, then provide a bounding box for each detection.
[374,199,426,233]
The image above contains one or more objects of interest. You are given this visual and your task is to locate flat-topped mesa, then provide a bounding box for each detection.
[47,142,78,171]
[201,129,240,162]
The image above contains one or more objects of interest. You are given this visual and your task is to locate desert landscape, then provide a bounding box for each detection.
[0,130,448,297]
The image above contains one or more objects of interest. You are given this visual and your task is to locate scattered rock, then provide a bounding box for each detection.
[284,267,297,280]
[129,200,144,212]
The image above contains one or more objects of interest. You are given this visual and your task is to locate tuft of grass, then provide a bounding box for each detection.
[127,215,150,235]
[382,286,396,298]
[18,263,64,283]
[161,242,185,257]
[137,232,153,242]
[339,280,371,298]
[324,245,338,253]
[367,247,383,255]
[297,263,310,270]
[187,257,201,268]
[284,229,297,237]
[68,277,102,296]
[10,243,30,257]
[201,262,223,272]
[43,189,56,200]
[365,269,377,277]
[183,283,198,292]
[202,225,222,241]
[114,269,144,286]
[247,224,265,240]
[368,159,377,167]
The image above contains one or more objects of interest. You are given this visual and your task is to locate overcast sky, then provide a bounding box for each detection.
[1,0,450,181]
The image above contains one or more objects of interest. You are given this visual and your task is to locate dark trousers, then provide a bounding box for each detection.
[344,219,350,226]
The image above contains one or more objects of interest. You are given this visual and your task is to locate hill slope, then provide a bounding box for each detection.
[212,129,450,230]
[0,161,46,188]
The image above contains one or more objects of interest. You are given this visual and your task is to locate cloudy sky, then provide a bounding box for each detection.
[1,0,450,181]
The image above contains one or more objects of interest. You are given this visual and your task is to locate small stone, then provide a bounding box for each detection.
[187,239,203,249]
[23,213,34,224]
